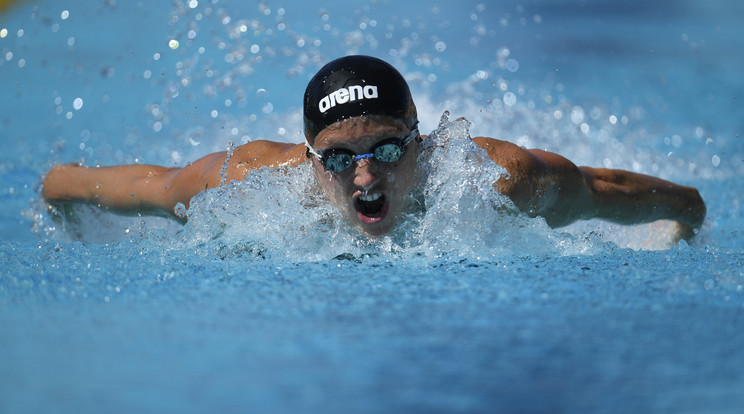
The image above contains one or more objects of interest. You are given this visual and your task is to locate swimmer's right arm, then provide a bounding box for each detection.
[41,158,222,215]
[42,140,307,217]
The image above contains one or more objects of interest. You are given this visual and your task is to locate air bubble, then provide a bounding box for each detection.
[570,107,585,124]
[503,92,516,106]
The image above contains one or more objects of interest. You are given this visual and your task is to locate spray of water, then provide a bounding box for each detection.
[171,113,581,262]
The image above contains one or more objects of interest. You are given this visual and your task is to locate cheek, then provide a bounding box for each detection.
[391,151,417,190]
[313,164,344,201]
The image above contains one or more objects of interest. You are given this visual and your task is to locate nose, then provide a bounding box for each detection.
[353,158,378,189]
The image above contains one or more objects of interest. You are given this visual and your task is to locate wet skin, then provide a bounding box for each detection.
[309,116,418,237]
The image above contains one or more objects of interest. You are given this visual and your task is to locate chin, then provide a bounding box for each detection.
[355,218,396,238]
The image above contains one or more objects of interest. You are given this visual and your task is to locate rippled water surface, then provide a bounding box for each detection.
[1,1,743,413]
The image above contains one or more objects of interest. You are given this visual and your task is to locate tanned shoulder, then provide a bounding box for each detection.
[229,140,308,176]
[471,137,543,198]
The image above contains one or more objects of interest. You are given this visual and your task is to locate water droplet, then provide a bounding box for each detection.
[174,202,187,218]
[503,92,516,106]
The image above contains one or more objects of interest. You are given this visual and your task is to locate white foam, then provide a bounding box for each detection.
[174,113,581,262]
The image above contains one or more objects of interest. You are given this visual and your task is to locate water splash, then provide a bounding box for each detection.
[219,141,235,186]
[175,114,571,262]
[27,113,695,255]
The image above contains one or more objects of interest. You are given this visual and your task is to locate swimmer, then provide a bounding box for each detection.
[42,55,706,241]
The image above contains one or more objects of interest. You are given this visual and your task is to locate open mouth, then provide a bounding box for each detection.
[354,192,387,224]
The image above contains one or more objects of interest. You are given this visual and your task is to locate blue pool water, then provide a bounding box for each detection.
[2,0,743,413]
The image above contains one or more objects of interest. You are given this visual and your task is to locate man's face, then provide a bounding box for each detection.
[310,116,419,237]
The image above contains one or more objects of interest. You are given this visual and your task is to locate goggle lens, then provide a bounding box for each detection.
[324,153,354,173]
[374,143,403,163]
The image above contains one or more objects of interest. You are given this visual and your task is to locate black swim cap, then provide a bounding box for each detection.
[303,55,418,144]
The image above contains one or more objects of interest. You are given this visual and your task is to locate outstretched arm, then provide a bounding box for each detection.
[42,140,307,217]
[473,137,706,238]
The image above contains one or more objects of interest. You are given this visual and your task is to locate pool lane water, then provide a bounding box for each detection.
[2,240,743,413]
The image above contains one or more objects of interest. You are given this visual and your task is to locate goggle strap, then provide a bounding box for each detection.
[402,128,420,146]
[305,141,323,160]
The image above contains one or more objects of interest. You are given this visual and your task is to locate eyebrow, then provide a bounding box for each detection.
[307,129,418,159]
[317,132,403,152]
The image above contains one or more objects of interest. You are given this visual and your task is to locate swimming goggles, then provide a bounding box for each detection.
[306,129,419,173]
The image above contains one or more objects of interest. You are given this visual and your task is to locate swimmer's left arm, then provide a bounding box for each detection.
[472,137,706,239]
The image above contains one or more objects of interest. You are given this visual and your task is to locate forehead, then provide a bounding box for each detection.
[313,116,408,149]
